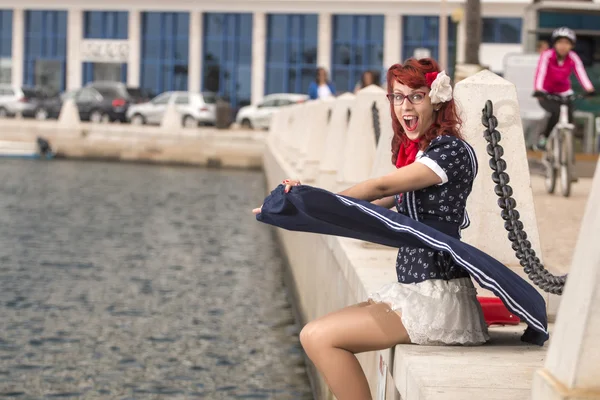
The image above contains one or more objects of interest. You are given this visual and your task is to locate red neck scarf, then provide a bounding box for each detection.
[395,139,421,169]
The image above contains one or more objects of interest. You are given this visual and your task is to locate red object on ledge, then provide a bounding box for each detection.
[477,297,521,326]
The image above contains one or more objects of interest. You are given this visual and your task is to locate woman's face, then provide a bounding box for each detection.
[317,69,328,83]
[391,80,436,141]
[363,72,374,85]
[554,38,573,58]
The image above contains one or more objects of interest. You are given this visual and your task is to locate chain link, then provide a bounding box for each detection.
[371,101,381,146]
[481,100,566,295]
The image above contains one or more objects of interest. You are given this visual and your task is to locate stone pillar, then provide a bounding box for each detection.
[66,9,83,90]
[11,8,24,86]
[188,11,202,93]
[296,98,335,183]
[453,70,549,305]
[284,102,309,169]
[384,14,401,70]
[336,86,387,191]
[531,159,600,400]
[161,102,181,130]
[317,93,355,191]
[58,98,81,129]
[267,102,286,145]
[251,12,266,106]
[455,9,466,65]
[127,10,141,87]
[277,104,293,159]
[369,98,395,179]
[317,12,332,72]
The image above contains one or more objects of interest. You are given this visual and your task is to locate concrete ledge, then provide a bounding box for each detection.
[393,325,548,400]
[0,119,265,169]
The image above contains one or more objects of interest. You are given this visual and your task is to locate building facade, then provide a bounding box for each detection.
[0,0,539,110]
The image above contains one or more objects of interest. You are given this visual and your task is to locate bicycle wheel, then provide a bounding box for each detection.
[560,130,573,197]
[544,133,557,194]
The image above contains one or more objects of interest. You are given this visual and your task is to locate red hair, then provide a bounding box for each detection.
[386,58,463,165]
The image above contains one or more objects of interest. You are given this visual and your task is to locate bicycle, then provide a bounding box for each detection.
[533,92,590,197]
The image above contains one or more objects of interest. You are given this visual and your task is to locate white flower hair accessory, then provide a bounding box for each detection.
[425,70,453,104]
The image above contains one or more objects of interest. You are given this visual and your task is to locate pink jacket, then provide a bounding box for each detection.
[534,49,594,94]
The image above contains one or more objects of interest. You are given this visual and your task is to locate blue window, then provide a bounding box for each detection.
[402,16,457,78]
[0,10,12,58]
[140,12,189,96]
[82,11,128,85]
[482,18,522,44]
[265,14,318,95]
[331,14,384,94]
[203,13,252,111]
[24,10,67,93]
[84,11,128,39]
[539,11,600,31]
[0,10,12,84]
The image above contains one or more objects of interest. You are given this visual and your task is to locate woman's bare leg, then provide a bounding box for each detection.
[299,301,410,400]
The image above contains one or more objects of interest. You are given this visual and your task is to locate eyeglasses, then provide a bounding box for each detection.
[386,92,426,106]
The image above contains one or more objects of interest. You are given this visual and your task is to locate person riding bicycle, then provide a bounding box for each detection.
[533,27,596,149]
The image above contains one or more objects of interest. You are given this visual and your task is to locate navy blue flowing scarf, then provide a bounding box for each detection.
[256,184,548,346]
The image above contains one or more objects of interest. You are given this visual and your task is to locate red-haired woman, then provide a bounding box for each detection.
[253,58,489,399]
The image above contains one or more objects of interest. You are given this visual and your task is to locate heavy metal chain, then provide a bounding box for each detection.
[371,101,381,146]
[481,100,566,295]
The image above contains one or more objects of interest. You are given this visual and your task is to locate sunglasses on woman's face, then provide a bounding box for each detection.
[386,92,426,106]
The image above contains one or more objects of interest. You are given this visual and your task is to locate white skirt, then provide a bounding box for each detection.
[368,278,490,346]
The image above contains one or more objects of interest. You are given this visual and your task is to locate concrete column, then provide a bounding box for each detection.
[11,8,24,86]
[66,9,83,90]
[336,86,384,191]
[188,11,202,93]
[251,12,266,105]
[531,161,600,400]
[439,0,449,70]
[127,10,141,87]
[318,93,355,191]
[455,12,466,64]
[453,70,548,304]
[317,12,332,72]
[296,98,335,183]
[383,14,401,71]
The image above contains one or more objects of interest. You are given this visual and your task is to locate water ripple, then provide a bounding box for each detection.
[0,160,312,399]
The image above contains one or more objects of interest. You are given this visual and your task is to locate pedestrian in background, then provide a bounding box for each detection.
[308,67,336,100]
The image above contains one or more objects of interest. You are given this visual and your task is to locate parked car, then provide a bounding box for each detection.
[29,82,150,123]
[0,85,53,118]
[23,89,67,120]
[235,93,308,129]
[84,81,150,122]
[126,91,217,127]
[38,87,115,123]
[23,89,76,121]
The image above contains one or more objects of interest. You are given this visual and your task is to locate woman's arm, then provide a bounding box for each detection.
[255,162,439,215]
[371,196,396,209]
[338,162,442,202]
[307,82,317,99]
[569,51,595,92]
[534,50,551,92]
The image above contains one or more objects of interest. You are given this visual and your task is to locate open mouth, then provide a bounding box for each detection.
[403,116,418,132]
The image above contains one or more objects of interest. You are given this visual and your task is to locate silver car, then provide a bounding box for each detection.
[126,91,217,127]
[235,93,308,129]
[0,85,41,118]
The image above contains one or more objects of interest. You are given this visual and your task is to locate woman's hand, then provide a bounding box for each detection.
[252,179,302,215]
[283,179,302,193]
